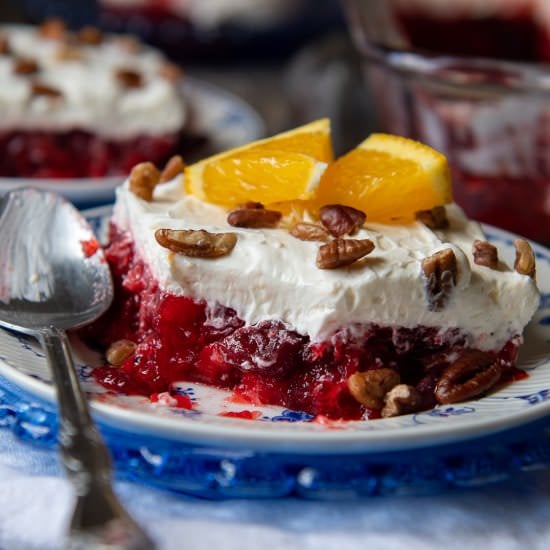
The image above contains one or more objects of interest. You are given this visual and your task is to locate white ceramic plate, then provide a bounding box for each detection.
[0,78,265,208]
[0,212,548,455]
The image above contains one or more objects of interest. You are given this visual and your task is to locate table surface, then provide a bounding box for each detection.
[1,424,550,550]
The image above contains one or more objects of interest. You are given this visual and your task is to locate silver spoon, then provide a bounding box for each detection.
[0,189,154,550]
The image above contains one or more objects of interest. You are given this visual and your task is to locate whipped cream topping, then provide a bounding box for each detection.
[0,25,186,139]
[101,0,300,29]
[112,178,540,351]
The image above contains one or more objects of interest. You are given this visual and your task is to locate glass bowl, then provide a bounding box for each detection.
[342,0,550,245]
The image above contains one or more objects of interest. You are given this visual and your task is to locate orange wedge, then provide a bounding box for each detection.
[315,133,452,223]
[185,119,333,208]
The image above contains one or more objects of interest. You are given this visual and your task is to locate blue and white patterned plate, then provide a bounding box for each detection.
[0,212,549,498]
[0,77,265,209]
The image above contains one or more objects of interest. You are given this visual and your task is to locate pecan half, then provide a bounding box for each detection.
[348,368,400,410]
[129,162,161,201]
[39,18,66,41]
[31,82,63,99]
[290,222,330,242]
[415,205,449,230]
[381,384,423,417]
[435,350,501,404]
[421,248,457,311]
[473,239,498,269]
[159,155,185,183]
[13,57,39,75]
[514,239,536,278]
[316,238,375,269]
[115,68,143,88]
[77,26,103,45]
[155,228,237,258]
[106,339,136,366]
[227,204,282,228]
[320,204,366,237]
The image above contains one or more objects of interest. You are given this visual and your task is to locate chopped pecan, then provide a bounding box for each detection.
[77,26,103,45]
[39,18,66,41]
[348,368,400,410]
[435,350,501,404]
[381,384,423,417]
[290,222,330,242]
[129,162,161,201]
[155,228,237,258]
[13,57,39,75]
[316,238,375,269]
[319,204,366,237]
[115,68,143,88]
[56,45,82,61]
[160,155,185,183]
[421,248,457,311]
[159,61,184,82]
[106,339,136,366]
[514,239,536,278]
[415,205,449,229]
[31,82,63,99]
[0,35,10,55]
[115,35,142,53]
[472,239,499,269]
[227,204,282,228]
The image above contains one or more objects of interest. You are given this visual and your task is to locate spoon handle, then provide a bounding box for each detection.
[39,326,155,550]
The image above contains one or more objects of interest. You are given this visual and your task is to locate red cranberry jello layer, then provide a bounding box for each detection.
[391,0,550,62]
[0,20,186,178]
[86,148,540,420]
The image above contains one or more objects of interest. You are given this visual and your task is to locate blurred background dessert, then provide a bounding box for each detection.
[0,0,352,160]
[98,0,305,62]
[0,18,187,178]
[343,0,550,244]
[388,0,550,61]
[18,0,343,63]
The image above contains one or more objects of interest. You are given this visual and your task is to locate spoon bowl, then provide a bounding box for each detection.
[0,188,154,550]
[0,188,112,332]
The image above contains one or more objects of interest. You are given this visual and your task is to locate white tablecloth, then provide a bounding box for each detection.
[1,428,550,550]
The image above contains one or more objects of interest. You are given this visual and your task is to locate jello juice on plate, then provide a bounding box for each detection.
[343,0,550,244]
